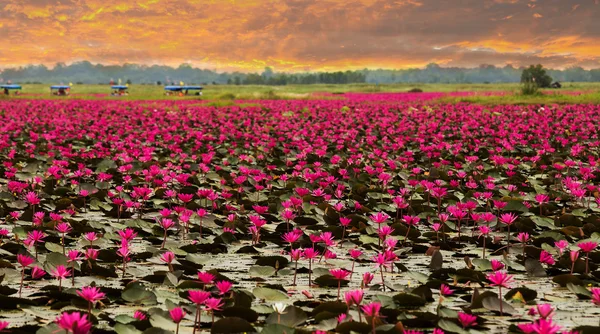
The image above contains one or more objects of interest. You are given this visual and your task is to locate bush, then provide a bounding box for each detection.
[408,88,423,93]
[218,93,236,100]
[521,81,540,95]
[259,90,279,100]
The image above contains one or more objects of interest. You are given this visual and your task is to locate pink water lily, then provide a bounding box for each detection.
[0,93,599,334]
[77,286,105,314]
[55,312,92,334]
[487,271,514,316]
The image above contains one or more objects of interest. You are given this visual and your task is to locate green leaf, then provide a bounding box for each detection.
[530,216,556,229]
[122,282,158,305]
[166,272,178,286]
[36,323,61,334]
[437,319,469,334]
[115,323,142,334]
[253,287,289,301]
[96,159,117,173]
[567,283,592,298]
[44,252,68,270]
[261,324,295,334]
[437,306,458,318]
[247,192,268,202]
[472,259,492,271]
[503,200,529,213]
[45,242,64,253]
[481,296,517,315]
[406,271,429,284]
[149,313,177,331]
[249,266,277,277]
[115,315,137,324]
[265,306,307,327]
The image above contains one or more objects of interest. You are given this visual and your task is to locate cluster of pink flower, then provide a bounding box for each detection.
[0,97,599,333]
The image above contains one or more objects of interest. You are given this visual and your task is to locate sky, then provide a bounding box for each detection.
[1,0,599,72]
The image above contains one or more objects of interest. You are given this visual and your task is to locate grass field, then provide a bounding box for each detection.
[2,82,600,104]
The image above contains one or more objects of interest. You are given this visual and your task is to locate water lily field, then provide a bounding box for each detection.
[0,94,599,334]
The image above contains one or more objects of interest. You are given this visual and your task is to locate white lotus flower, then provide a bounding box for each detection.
[272,303,287,314]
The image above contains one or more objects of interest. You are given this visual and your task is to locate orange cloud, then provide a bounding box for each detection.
[0,0,598,71]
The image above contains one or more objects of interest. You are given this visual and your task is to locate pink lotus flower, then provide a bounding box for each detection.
[570,250,580,274]
[177,193,194,203]
[529,318,562,334]
[478,225,491,235]
[370,212,389,224]
[133,310,148,321]
[362,300,382,333]
[169,307,186,323]
[85,248,99,261]
[188,290,211,333]
[528,304,554,319]
[24,191,40,205]
[78,286,105,302]
[491,259,505,271]
[83,232,98,245]
[55,312,93,334]
[204,297,224,311]
[457,312,477,328]
[591,287,600,306]
[118,228,138,242]
[160,251,175,264]
[17,254,34,267]
[488,271,513,288]
[77,286,105,314]
[26,230,46,258]
[439,284,454,296]
[188,290,211,304]
[517,232,530,243]
[282,231,300,245]
[303,247,319,286]
[540,250,555,266]
[378,225,394,240]
[31,266,46,279]
[578,241,598,253]
[363,272,374,287]
[204,297,224,324]
[0,321,8,332]
[56,222,72,234]
[197,271,216,287]
[554,240,568,256]
[329,269,350,300]
[487,271,514,316]
[340,217,352,226]
[215,280,233,295]
[50,265,71,291]
[344,289,364,306]
[577,241,598,274]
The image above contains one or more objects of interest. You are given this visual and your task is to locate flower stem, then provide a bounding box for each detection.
[19,269,24,297]
[499,286,503,316]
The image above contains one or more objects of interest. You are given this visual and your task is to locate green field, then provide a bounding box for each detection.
[3,82,600,104]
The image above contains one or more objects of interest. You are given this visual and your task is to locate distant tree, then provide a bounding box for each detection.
[156,81,162,85]
[262,67,274,79]
[590,69,600,82]
[521,64,552,88]
[126,79,132,85]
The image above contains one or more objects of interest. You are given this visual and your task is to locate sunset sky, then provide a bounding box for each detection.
[1,0,599,72]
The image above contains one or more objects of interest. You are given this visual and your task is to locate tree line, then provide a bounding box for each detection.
[1,61,600,85]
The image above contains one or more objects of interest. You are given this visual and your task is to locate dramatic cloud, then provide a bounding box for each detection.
[1,0,599,71]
